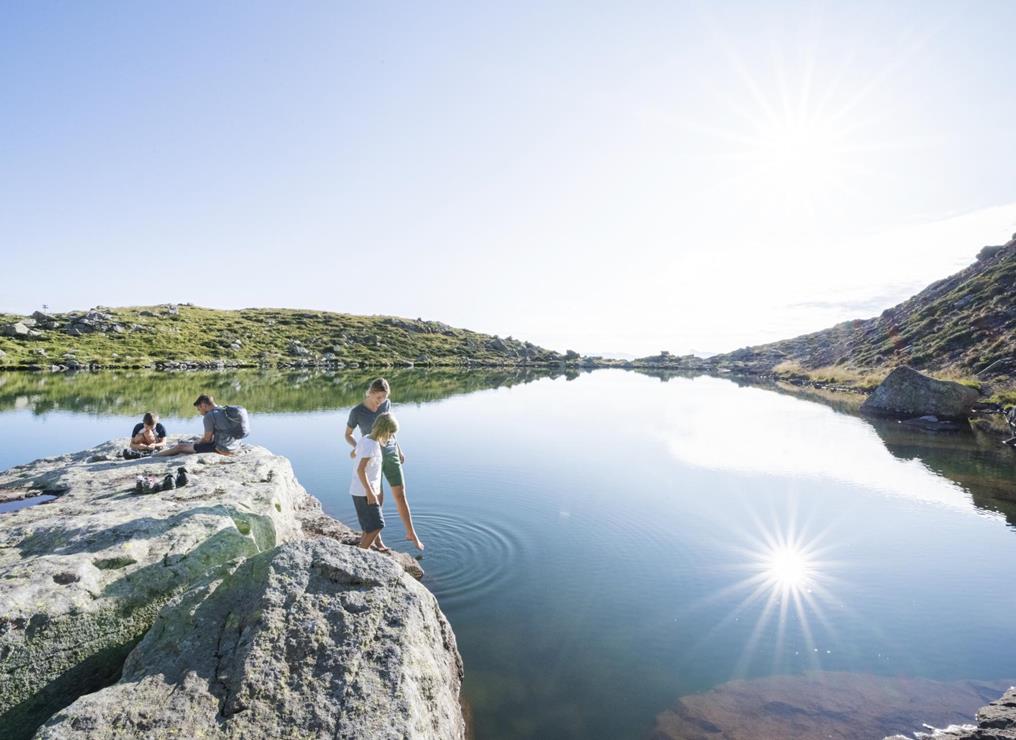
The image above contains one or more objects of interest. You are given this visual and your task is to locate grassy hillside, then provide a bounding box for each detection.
[0,305,568,370]
[635,234,1016,399]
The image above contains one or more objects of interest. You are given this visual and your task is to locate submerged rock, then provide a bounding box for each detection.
[861,366,980,421]
[885,686,1016,739]
[0,441,444,739]
[36,539,465,740]
[652,671,1013,740]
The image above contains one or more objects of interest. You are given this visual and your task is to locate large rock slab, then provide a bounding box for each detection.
[0,440,422,738]
[861,366,980,420]
[35,538,464,739]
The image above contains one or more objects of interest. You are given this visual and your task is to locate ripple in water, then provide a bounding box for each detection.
[415,511,532,611]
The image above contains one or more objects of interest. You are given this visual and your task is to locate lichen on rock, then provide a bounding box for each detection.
[0,441,451,739]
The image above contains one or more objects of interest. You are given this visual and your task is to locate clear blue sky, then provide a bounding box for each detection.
[2,1,1015,355]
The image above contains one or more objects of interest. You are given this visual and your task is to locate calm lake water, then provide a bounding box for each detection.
[2,368,1016,738]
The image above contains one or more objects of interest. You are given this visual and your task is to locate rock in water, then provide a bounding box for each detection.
[884,686,1016,739]
[861,366,980,420]
[35,539,465,740]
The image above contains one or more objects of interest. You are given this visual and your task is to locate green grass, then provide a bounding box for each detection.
[0,305,567,369]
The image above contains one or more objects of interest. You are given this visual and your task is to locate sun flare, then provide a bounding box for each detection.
[764,545,813,593]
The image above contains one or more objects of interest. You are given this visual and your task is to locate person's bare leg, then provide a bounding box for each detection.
[372,486,389,551]
[359,529,380,549]
[391,485,424,550]
[154,443,195,457]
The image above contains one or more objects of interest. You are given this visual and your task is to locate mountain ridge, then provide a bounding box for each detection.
[636,233,1016,398]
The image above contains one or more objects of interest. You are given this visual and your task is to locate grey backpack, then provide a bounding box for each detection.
[220,406,251,438]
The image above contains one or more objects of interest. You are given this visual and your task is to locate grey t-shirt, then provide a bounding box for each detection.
[204,407,240,452]
[346,399,396,449]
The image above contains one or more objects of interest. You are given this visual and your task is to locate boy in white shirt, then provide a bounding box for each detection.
[350,413,399,550]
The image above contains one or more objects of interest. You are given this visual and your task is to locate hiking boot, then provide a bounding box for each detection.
[175,467,189,487]
[134,476,145,494]
[162,473,175,490]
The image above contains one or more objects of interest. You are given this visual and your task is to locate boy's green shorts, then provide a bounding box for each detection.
[381,446,404,487]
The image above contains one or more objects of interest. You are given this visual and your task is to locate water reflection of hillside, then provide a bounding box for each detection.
[0,367,577,417]
[865,416,1016,519]
[642,371,1016,525]
[759,379,1016,525]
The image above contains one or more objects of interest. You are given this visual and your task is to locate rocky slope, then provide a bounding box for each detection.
[0,304,571,370]
[0,441,459,739]
[634,233,1016,396]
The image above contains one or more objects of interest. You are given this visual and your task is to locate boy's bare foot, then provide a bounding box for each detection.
[372,543,392,553]
[407,535,425,551]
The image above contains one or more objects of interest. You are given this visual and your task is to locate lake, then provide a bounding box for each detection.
[2,368,1015,739]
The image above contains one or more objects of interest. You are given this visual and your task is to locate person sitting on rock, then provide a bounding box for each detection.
[350,412,399,552]
[155,395,241,457]
[131,412,167,451]
[122,412,168,458]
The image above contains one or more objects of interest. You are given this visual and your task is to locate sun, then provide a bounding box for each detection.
[679,13,928,228]
[751,116,848,190]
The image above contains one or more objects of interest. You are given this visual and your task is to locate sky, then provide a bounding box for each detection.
[2,1,1015,356]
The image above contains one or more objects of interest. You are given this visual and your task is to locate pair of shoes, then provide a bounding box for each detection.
[175,467,189,487]
[123,449,142,460]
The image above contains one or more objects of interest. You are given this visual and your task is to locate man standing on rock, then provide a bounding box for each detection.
[155,395,242,456]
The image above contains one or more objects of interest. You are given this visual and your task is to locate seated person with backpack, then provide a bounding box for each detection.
[123,412,167,458]
[155,394,249,457]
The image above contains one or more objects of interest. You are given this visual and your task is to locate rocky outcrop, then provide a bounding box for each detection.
[35,539,464,740]
[861,366,980,420]
[696,235,1016,382]
[885,686,1016,739]
[0,441,448,739]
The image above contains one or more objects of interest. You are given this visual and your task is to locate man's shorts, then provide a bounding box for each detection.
[352,495,385,532]
[381,446,404,487]
[194,441,217,453]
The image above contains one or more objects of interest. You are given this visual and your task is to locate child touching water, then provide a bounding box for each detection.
[350,412,399,551]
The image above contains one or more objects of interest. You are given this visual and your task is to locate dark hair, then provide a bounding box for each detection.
[193,394,214,407]
[368,378,390,395]
[142,411,158,426]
